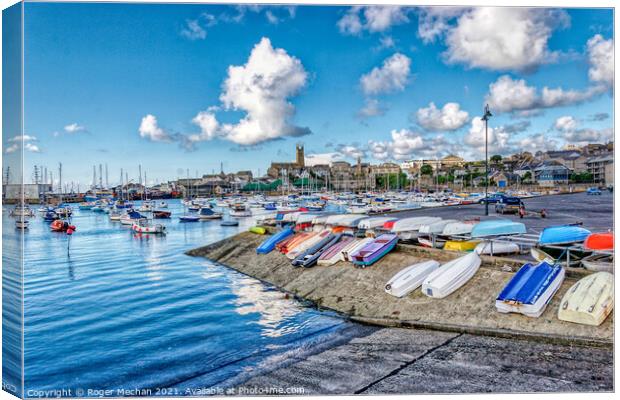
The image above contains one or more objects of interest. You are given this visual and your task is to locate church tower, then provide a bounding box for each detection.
[296,144,305,168]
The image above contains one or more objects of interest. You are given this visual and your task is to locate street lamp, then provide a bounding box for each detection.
[481,104,493,216]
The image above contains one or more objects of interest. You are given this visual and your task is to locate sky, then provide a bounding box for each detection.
[2,2,614,187]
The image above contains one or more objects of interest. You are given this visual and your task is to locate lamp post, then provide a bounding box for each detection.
[481,104,493,216]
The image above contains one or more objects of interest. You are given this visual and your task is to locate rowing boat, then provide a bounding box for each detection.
[350,234,398,267]
[317,236,354,266]
[257,227,294,254]
[422,252,481,298]
[443,240,479,252]
[471,219,526,238]
[538,224,591,246]
[583,232,614,251]
[341,238,373,262]
[385,260,440,297]
[474,241,520,255]
[558,272,613,326]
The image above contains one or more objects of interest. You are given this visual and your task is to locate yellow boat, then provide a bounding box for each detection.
[444,240,480,252]
[249,226,267,235]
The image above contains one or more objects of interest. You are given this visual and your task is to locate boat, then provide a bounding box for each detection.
[418,237,445,249]
[325,214,367,228]
[249,226,267,235]
[341,237,374,262]
[391,217,442,233]
[422,252,481,299]
[109,210,122,221]
[444,240,479,252]
[350,234,398,267]
[220,220,239,227]
[317,236,355,266]
[383,220,397,230]
[419,219,458,235]
[495,261,565,318]
[287,230,331,260]
[179,215,200,222]
[43,211,59,221]
[474,241,520,255]
[229,203,252,217]
[50,219,76,234]
[583,232,613,251]
[187,204,201,212]
[10,204,35,217]
[158,201,168,208]
[442,221,477,236]
[199,208,223,220]
[471,219,526,238]
[530,246,582,267]
[538,225,591,246]
[15,218,29,230]
[256,227,295,254]
[581,254,613,272]
[292,233,340,268]
[153,210,172,219]
[557,272,613,326]
[358,217,398,230]
[385,260,440,298]
[120,210,147,225]
[280,232,315,254]
[132,219,166,234]
[78,202,95,210]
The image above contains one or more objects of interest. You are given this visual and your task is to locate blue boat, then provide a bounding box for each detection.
[496,261,565,317]
[179,215,199,222]
[257,227,295,254]
[539,225,591,245]
[471,219,526,238]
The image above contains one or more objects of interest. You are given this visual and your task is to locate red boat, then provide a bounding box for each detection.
[584,232,614,251]
[383,220,397,230]
[153,210,172,219]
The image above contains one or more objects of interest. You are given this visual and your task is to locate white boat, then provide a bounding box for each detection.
[286,230,330,260]
[474,241,520,255]
[325,214,366,228]
[358,217,397,230]
[15,218,29,229]
[385,260,440,298]
[296,213,323,225]
[422,252,481,299]
[418,237,445,249]
[442,221,477,236]
[581,254,613,272]
[419,219,457,235]
[345,205,370,214]
[391,217,442,233]
[132,220,166,234]
[11,205,34,217]
[229,204,252,217]
[341,237,374,262]
[558,272,613,326]
[158,201,168,208]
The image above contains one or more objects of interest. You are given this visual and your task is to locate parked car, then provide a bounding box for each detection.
[495,197,524,214]
[478,194,508,204]
[587,187,602,195]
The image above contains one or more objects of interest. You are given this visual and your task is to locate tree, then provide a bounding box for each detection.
[522,171,532,183]
[420,165,433,176]
[490,155,503,164]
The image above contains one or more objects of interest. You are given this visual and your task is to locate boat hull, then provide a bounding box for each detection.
[558,272,613,326]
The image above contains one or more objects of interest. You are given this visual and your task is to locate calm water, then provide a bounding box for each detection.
[5,200,351,396]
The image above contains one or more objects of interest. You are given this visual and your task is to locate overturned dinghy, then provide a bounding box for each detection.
[385,260,440,298]
[581,254,613,272]
[317,236,354,266]
[471,219,526,238]
[475,241,520,255]
[422,252,481,299]
[256,227,294,254]
[558,272,613,326]
[496,261,565,318]
[350,234,398,267]
[292,233,340,268]
[391,217,442,240]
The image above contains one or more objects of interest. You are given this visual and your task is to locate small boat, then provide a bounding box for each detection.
[358,217,398,230]
[153,210,172,219]
[383,220,397,230]
[15,219,29,229]
[391,217,442,234]
[229,203,252,217]
[287,230,331,260]
[292,233,340,268]
[249,226,267,235]
[350,234,398,267]
[43,211,59,221]
[325,214,367,228]
[583,232,613,251]
[280,232,315,254]
[441,221,477,236]
[495,261,565,318]
[199,208,223,220]
[179,215,200,222]
[11,204,35,217]
[132,219,166,234]
[317,236,355,266]
[558,272,613,326]
[158,201,168,208]
[50,219,76,234]
[422,252,481,299]
[385,260,440,298]
[444,240,480,252]
[419,219,458,235]
[78,202,95,210]
[471,219,526,238]
[220,220,239,227]
[256,227,295,254]
[539,225,591,246]
[474,241,520,255]
[418,237,445,249]
[581,254,613,272]
[120,210,147,225]
[341,237,374,262]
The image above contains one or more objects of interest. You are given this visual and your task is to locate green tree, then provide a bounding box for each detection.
[490,154,503,164]
[420,165,433,175]
[522,171,532,183]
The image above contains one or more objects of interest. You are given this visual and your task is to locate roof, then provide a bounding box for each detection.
[586,154,614,164]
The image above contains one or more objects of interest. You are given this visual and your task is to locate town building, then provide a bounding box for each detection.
[586,154,614,185]
[267,144,305,178]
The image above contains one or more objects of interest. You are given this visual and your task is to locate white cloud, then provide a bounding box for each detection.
[8,135,37,142]
[587,34,613,87]
[518,133,558,153]
[138,114,172,142]
[335,144,366,159]
[64,123,86,133]
[417,7,467,44]
[377,35,395,50]
[190,37,310,146]
[416,102,469,131]
[5,134,41,154]
[180,19,207,40]
[360,53,411,95]
[485,75,606,114]
[563,127,613,144]
[367,140,391,160]
[338,6,409,35]
[464,117,511,155]
[367,129,425,161]
[554,116,578,132]
[24,143,40,153]
[305,152,344,166]
[441,8,569,71]
[358,98,386,118]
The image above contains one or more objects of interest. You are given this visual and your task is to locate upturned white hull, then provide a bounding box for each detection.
[385,260,440,297]
[422,252,481,299]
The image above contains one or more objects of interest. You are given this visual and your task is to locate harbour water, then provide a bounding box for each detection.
[5,200,352,395]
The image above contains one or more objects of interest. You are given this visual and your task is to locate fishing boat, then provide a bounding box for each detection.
[474,241,520,255]
[538,225,591,246]
[132,219,166,234]
[443,240,479,252]
[557,272,613,326]
[441,221,477,236]
[257,227,295,254]
[317,236,355,266]
[287,230,331,260]
[495,261,565,318]
[199,208,223,220]
[581,254,613,272]
[350,234,398,267]
[341,237,374,262]
[153,210,172,219]
[385,260,440,298]
[292,233,340,268]
[179,215,200,222]
[583,232,613,251]
[422,252,481,299]
[471,219,526,238]
[220,220,239,227]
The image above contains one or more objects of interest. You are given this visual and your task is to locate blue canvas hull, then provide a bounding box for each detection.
[257,227,295,254]
[496,261,562,305]
[539,225,592,245]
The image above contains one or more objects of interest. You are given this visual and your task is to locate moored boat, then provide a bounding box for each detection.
[153,210,172,219]
[199,208,223,220]
[422,252,481,299]
[385,260,440,297]
[179,215,199,222]
[132,219,166,234]
[557,272,613,326]
[220,220,239,227]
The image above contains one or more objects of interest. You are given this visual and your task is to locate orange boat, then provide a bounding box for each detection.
[280,232,315,254]
[584,232,614,251]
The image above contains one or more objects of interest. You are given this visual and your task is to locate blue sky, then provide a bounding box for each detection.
[4,3,614,186]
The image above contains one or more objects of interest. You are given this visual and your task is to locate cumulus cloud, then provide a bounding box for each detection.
[358,98,386,118]
[501,120,531,134]
[338,6,410,35]
[336,144,366,159]
[463,117,512,155]
[64,123,86,133]
[587,34,613,87]
[417,6,467,43]
[415,102,469,131]
[518,133,558,154]
[551,115,613,145]
[360,53,411,95]
[485,75,606,114]
[554,116,579,132]
[304,152,344,166]
[138,114,173,142]
[367,129,426,161]
[5,134,41,154]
